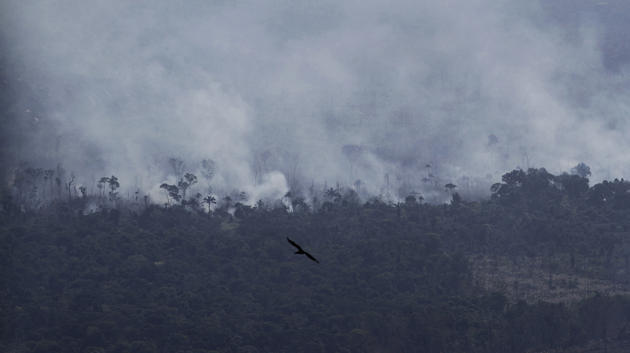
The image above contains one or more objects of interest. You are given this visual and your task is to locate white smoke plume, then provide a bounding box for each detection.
[3,0,630,202]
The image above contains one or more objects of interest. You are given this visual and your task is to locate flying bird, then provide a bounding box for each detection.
[287,237,319,263]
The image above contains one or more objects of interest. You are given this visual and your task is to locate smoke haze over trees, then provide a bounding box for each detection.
[0,0,630,201]
[6,2,630,352]
[3,0,630,202]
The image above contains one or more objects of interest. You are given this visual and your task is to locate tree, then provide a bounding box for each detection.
[491,168,556,203]
[571,162,591,179]
[186,192,202,211]
[178,173,197,200]
[66,173,75,201]
[97,177,106,197]
[324,187,341,204]
[107,176,120,202]
[203,194,217,209]
[555,173,589,198]
[160,183,180,205]
[97,176,120,203]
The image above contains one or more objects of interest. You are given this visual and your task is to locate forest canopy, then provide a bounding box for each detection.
[4,166,630,352]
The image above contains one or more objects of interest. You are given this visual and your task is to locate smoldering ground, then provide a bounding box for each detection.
[2,0,630,203]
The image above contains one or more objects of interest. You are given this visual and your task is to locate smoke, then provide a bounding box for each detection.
[3,0,630,202]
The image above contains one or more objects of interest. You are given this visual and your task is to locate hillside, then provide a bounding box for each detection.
[4,167,630,352]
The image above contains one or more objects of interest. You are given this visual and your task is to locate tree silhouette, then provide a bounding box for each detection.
[160,183,180,204]
[571,162,592,179]
[107,175,120,202]
[66,173,75,200]
[178,172,197,200]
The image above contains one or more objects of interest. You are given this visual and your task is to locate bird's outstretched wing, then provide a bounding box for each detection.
[305,252,320,264]
[287,237,303,251]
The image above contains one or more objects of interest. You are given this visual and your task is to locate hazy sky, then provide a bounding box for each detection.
[3,0,630,201]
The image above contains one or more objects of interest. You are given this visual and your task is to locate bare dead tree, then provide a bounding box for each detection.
[66,173,75,201]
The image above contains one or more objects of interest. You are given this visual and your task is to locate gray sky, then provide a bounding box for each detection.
[3,0,630,201]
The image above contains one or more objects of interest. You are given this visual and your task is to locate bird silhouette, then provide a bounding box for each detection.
[287,237,319,263]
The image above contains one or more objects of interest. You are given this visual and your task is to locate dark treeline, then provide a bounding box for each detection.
[3,155,489,215]
[5,165,630,352]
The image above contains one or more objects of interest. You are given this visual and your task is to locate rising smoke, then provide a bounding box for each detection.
[2,0,630,203]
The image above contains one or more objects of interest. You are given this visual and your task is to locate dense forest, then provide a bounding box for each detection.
[5,165,630,352]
